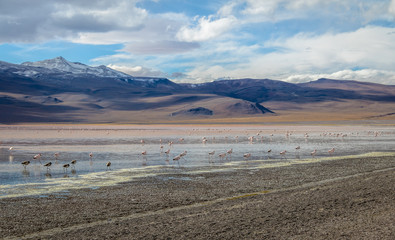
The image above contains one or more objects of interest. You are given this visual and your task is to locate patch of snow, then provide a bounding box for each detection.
[13,70,39,77]
[22,56,131,78]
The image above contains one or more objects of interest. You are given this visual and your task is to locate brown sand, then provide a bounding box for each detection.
[1,155,394,239]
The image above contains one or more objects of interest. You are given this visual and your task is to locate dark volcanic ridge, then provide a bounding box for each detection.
[171,107,214,116]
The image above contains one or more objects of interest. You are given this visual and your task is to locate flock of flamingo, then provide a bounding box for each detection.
[7,129,386,175]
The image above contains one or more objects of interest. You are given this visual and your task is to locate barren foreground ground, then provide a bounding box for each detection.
[1,155,394,239]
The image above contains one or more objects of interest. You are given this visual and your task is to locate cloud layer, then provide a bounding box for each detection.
[1,0,395,84]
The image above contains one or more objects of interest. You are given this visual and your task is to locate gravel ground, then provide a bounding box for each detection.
[1,155,394,240]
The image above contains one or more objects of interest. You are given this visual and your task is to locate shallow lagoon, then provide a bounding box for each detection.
[1,124,394,198]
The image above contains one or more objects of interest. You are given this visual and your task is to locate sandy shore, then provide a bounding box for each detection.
[1,154,394,239]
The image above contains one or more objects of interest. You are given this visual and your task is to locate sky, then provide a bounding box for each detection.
[1,0,395,84]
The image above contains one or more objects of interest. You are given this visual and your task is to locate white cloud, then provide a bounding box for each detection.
[107,64,168,78]
[122,41,199,55]
[0,0,147,43]
[176,15,237,42]
[390,0,395,15]
[179,25,395,84]
[265,26,395,71]
[284,69,395,84]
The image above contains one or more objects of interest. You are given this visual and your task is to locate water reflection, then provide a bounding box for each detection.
[22,169,30,177]
[0,125,395,198]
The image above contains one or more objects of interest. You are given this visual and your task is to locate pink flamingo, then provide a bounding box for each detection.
[328,148,335,155]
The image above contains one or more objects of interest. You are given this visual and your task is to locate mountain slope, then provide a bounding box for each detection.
[1,57,395,123]
[21,56,130,78]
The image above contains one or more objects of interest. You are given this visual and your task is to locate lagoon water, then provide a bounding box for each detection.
[1,124,394,198]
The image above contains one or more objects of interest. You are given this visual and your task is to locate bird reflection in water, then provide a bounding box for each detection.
[22,169,30,177]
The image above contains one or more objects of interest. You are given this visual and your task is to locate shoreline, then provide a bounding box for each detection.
[1,152,394,200]
[1,118,395,127]
[1,154,394,239]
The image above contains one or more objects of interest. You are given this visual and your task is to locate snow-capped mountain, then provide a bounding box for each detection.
[21,56,131,78]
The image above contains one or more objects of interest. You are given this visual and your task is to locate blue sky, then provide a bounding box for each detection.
[1,0,395,84]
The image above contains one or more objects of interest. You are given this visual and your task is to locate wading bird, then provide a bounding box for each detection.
[311,149,317,157]
[328,148,335,155]
[280,150,287,159]
[63,163,70,172]
[106,161,111,170]
[180,151,187,158]
[33,153,42,163]
[71,159,77,168]
[44,162,52,170]
[227,148,233,155]
[243,153,251,159]
[21,161,30,169]
[165,149,171,155]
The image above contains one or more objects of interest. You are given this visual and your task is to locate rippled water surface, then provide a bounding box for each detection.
[1,125,394,198]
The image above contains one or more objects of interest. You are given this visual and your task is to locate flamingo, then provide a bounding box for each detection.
[218,153,226,160]
[243,153,251,159]
[328,148,335,155]
[208,150,215,161]
[227,148,233,155]
[141,150,147,156]
[180,151,187,158]
[280,150,287,159]
[295,146,300,150]
[54,152,60,160]
[173,155,181,161]
[89,152,93,159]
[33,153,42,163]
[311,149,317,157]
[165,149,171,155]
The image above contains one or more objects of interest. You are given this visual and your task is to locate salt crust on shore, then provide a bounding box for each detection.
[1,154,394,239]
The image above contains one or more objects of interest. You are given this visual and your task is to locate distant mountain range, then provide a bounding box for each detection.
[1,57,395,123]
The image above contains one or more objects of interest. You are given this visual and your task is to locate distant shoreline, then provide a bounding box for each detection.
[1,118,395,126]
